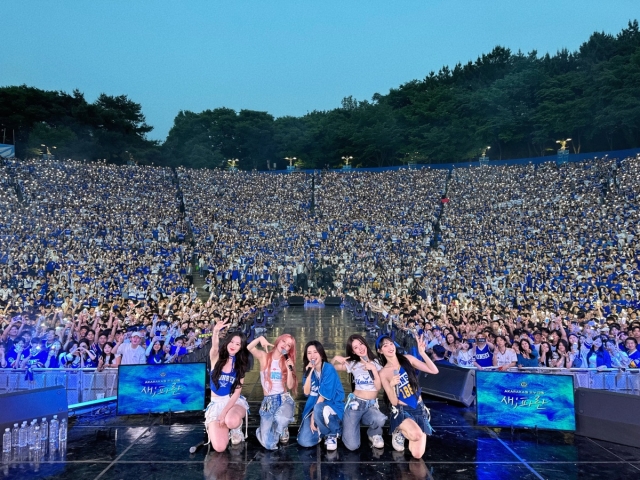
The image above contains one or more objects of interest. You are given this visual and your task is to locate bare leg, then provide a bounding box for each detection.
[398,418,427,459]
[207,422,230,453]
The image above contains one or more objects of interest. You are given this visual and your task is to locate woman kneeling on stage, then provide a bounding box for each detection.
[331,334,387,450]
[377,334,438,458]
[248,334,298,449]
[297,340,345,451]
[205,319,250,452]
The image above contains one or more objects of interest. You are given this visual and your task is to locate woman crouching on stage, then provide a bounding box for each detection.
[331,334,387,450]
[297,340,345,451]
[206,319,250,452]
[248,334,297,449]
[377,334,438,458]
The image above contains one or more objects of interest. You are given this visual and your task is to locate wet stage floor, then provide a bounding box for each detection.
[4,307,640,479]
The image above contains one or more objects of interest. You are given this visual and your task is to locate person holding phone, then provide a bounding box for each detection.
[297,340,345,451]
[205,319,250,451]
[248,334,297,449]
[331,334,387,450]
[377,334,438,459]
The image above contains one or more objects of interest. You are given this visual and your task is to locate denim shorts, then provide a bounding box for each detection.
[388,399,433,436]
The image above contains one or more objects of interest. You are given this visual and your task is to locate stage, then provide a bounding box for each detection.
[4,307,640,479]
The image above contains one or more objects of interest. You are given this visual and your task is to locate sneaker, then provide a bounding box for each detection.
[230,426,244,445]
[369,434,384,449]
[280,428,290,444]
[391,430,405,452]
[325,436,338,451]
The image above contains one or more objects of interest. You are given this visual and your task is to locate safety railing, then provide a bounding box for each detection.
[479,367,640,395]
[0,369,119,405]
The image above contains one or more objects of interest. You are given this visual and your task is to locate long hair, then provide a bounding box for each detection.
[376,335,419,395]
[345,334,378,364]
[262,334,298,393]
[211,333,249,393]
[302,340,328,371]
[539,341,552,367]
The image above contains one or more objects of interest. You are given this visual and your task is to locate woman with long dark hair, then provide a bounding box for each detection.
[538,341,552,367]
[297,340,345,451]
[331,334,387,450]
[377,334,438,459]
[205,319,250,452]
[586,336,612,368]
[248,334,298,449]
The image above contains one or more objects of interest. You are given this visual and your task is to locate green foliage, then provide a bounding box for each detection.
[3,22,640,168]
[0,85,158,163]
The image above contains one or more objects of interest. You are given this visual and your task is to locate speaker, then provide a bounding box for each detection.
[0,386,68,432]
[325,296,342,306]
[288,296,304,306]
[419,363,476,407]
[574,388,640,447]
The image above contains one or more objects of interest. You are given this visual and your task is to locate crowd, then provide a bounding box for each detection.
[1,155,639,376]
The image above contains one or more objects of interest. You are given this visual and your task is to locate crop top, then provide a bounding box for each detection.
[260,359,285,395]
[346,359,382,392]
[210,358,237,397]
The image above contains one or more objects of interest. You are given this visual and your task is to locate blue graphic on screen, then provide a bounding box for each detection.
[476,371,575,431]
[117,363,206,415]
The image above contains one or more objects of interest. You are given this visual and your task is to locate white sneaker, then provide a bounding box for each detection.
[369,434,384,449]
[325,436,338,451]
[391,430,405,452]
[230,426,244,445]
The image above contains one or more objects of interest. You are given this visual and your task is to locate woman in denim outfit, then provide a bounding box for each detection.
[297,340,345,451]
[248,334,298,449]
[377,334,438,459]
[331,334,387,450]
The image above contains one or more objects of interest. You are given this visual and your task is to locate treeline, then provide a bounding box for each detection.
[0,87,157,163]
[2,22,640,169]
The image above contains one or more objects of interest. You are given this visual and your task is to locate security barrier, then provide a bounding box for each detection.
[0,369,119,405]
[0,367,637,404]
[484,367,640,395]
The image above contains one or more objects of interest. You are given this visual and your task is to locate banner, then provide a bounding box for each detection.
[0,144,15,158]
[117,363,206,415]
[476,371,575,431]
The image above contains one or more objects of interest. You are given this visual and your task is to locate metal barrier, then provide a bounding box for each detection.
[0,369,119,405]
[1,367,637,404]
[484,367,640,395]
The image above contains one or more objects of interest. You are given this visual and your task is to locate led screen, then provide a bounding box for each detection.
[476,371,575,431]
[117,363,206,415]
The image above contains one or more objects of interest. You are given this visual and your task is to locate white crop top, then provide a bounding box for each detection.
[346,360,382,392]
[261,359,285,395]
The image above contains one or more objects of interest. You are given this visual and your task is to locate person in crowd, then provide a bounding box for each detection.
[114,331,147,365]
[248,334,297,450]
[377,334,438,459]
[146,339,168,364]
[205,319,250,451]
[492,335,517,371]
[331,334,387,450]
[550,339,574,368]
[539,341,553,367]
[297,340,345,451]
[97,342,117,370]
[586,337,612,369]
[517,338,539,368]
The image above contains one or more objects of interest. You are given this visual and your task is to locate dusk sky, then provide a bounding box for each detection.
[2,1,638,141]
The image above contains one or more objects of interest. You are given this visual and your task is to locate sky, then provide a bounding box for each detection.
[2,1,638,141]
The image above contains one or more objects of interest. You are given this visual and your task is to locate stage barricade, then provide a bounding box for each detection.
[0,369,119,405]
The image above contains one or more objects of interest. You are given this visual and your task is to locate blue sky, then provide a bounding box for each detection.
[2,1,638,141]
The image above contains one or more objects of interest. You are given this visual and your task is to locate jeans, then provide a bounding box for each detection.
[341,394,388,450]
[256,392,295,450]
[388,399,433,436]
[297,402,342,447]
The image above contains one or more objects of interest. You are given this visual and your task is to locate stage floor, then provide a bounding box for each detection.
[4,307,640,479]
